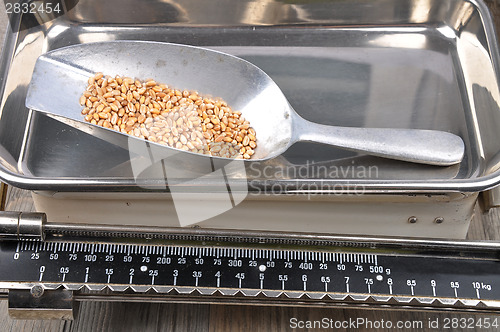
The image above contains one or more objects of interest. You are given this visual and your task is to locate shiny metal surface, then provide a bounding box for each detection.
[293,117,465,166]
[8,289,74,320]
[4,289,500,313]
[4,223,500,312]
[40,221,500,252]
[0,211,45,240]
[26,41,465,166]
[0,0,499,191]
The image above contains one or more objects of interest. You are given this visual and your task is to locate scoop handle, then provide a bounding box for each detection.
[294,118,464,166]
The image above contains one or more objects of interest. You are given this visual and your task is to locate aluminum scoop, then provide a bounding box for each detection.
[26,41,464,166]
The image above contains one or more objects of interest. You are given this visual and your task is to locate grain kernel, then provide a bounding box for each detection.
[98,112,109,119]
[180,134,187,145]
[110,113,118,125]
[140,128,149,137]
[126,118,136,126]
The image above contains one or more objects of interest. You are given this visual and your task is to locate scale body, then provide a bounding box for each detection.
[1,212,500,319]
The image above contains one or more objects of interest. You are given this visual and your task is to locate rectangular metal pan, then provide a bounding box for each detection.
[0,0,499,238]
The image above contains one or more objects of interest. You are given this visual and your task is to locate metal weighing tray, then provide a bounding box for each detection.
[0,0,500,238]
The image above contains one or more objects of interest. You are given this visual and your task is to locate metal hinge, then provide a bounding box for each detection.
[0,211,46,241]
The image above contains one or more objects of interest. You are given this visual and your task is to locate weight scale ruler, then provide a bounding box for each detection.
[1,212,500,319]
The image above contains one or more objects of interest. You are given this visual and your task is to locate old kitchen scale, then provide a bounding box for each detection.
[2,0,500,320]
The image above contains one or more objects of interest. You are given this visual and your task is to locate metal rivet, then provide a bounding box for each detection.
[434,217,444,224]
[30,285,44,298]
[408,216,418,224]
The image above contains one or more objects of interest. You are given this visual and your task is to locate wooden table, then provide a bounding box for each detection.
[2,3,500,331]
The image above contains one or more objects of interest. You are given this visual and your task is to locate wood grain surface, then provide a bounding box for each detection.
[2,2,500,331]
